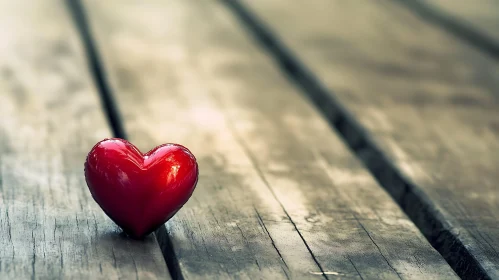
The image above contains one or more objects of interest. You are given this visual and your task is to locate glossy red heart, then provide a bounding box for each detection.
[84,138,198,239]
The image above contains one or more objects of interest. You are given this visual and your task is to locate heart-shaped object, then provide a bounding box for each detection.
[84,138,198,238]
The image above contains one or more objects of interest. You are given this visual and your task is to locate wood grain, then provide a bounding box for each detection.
[0,1,169,279]
[84,0,458,279]
[235,0,499,278]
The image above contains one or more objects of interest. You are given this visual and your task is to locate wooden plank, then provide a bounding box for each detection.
[84,0,458,279]
[234,0,499,278]
[0,1,169,279]
[395,0,499,60]
[413,0,499,44]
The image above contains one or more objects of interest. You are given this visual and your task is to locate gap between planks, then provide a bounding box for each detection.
[65,0,183,278]
[66,0,126,139]
[392,0,499,61]
[220,0,491,279]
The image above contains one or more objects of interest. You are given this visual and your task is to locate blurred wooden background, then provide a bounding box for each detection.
[0,0,498,279]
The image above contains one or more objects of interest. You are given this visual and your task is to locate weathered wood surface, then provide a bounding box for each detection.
[84,0,458,279]
[236,0,499,278]
[412,0,499,44]
[0,0,169,279]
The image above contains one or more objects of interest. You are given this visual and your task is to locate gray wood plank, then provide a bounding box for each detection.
[84,0,458,279]
[235,0,499,278]
[0,1,170,279]
[414,0,499,43]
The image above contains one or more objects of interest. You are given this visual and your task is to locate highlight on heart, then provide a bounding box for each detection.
[84,138,199,239]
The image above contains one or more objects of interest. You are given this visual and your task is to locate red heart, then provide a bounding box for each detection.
[84,138,198,238]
